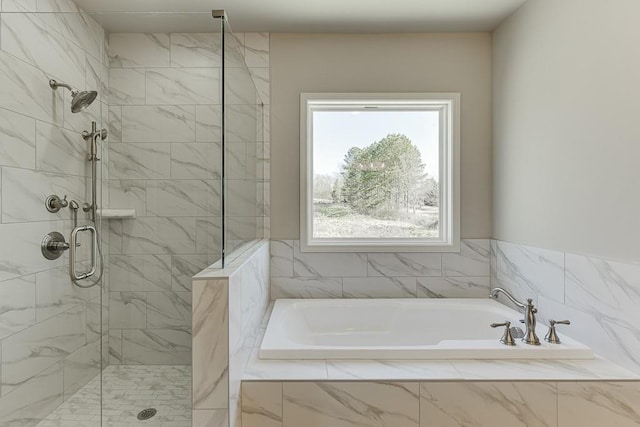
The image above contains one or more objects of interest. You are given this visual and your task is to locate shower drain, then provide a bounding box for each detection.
[137,408,157,421]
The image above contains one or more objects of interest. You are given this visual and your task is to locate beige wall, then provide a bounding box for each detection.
[493,0,640,260]
[270,33,492,239]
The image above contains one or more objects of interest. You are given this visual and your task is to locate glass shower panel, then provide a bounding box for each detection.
[222,17,266,265]
[92,11,224,426]
[0,8,106,426]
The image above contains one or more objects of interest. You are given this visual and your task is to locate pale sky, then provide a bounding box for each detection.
[312,110,440,179]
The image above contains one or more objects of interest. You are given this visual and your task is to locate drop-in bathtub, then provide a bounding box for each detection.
[260,298,593,360]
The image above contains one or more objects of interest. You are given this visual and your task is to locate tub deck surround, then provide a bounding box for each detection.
[261,298,593,360]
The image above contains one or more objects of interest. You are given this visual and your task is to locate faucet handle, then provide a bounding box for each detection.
[491,321,516,346]
[545,319,571,344]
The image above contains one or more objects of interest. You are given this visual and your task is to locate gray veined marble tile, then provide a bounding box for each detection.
[270,240,293,278]
[195,105,223,143]
[62,339,100,400]
[36,0,80,13]
[244,348,327,380]
[109,291,146,329]
[109,68,145,105]
[248,67,270,105]
[195,217,223,256]
[1,168,85,223]
[2,0,37,11]
[0,220,65,282]
[108,142,171,180]
[0,50,64,125]
[172,254,211,292]
[121,216,196,255]
[0,107,36,169]
[109,180,146,215]
[244,33,270,68]
[283,382,420,427]
[109,33,170,68]
[327,360,459,380]
[147,179,221,217]
[170,33,222,67]
[242,382,282,427]
[2,304,85,395]
[1,12,86,87]
[0,275,36,340]
[109,329,123,365]
[121,105,196,143]
[108,106,122,142]
[271,277,343,298]
[110,254,172,292]
[343,277,418,298]
[417,276,491,298]
[226,179,259,217]
[490,239,497,277]
[0,361,63,427]
[49,11,104,60]
[35,121,89,177]
[35,266,99,322]
[146,291,191,330]
[495,240,564,303]
[442,239,490,276]
[226,103,261,142]
[293,240,367,277]
[146,67,221,105]
[171,142,221,180]
[192,280,228,408]
[538,294,640,373]
[558,382,640,427]
[420,382,558,427]
[565,253,640,332]
[367,253,442,277]
[121,328,191,365]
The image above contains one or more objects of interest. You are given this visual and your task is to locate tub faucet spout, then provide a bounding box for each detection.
[489,288,540,345]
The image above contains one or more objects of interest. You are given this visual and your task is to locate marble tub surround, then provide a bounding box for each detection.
[0,4,110,426]
[241,380,640,427]
[192,241,270,427]
[107,31,270,366]
[270,239,491,298]
[492,239,640,373]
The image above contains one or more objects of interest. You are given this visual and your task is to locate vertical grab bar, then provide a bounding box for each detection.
[69,225,97,280]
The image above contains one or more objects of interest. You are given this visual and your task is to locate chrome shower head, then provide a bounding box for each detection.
[49,79,98,113]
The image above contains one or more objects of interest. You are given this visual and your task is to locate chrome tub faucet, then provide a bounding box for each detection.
[489,287,541,345]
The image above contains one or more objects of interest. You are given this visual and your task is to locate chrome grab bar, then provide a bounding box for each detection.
[69,225,97,281]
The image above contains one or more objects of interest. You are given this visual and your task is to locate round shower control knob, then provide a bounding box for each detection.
[41,231,69,260]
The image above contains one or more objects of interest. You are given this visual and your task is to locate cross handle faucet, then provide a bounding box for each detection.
[490,288,541,345]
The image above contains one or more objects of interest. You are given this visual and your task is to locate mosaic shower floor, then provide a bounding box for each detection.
[37,365,191,427]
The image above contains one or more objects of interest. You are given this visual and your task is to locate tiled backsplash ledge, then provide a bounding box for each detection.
[270,239,492,298]
[491,239,640,374]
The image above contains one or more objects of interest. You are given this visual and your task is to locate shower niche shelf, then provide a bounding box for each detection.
[97,209,136,219]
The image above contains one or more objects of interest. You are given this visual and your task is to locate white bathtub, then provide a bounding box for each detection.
[260,299,594,360]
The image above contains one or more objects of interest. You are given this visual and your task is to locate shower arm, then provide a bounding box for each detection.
[49,79,77,95]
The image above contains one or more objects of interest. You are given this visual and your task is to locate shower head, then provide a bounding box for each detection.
[49,79,98,113]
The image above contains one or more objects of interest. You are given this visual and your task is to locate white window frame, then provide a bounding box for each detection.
[300,92,460,253]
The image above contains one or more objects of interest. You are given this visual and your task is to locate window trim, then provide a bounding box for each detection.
[300,92,460,253]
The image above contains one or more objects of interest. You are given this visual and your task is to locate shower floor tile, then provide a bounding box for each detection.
[36,365,191,427]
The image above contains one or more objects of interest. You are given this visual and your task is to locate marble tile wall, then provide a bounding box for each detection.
[107,31,270,366]
[192,241,270,427]
[0,2,110,426]
[270,239,491,299]
[492,239,640,374]
[242,380,640,427]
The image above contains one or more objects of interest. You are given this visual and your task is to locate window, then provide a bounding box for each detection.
[300,93,460,252]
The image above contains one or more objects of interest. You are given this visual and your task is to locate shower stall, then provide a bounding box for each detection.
[0,6,267,427]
